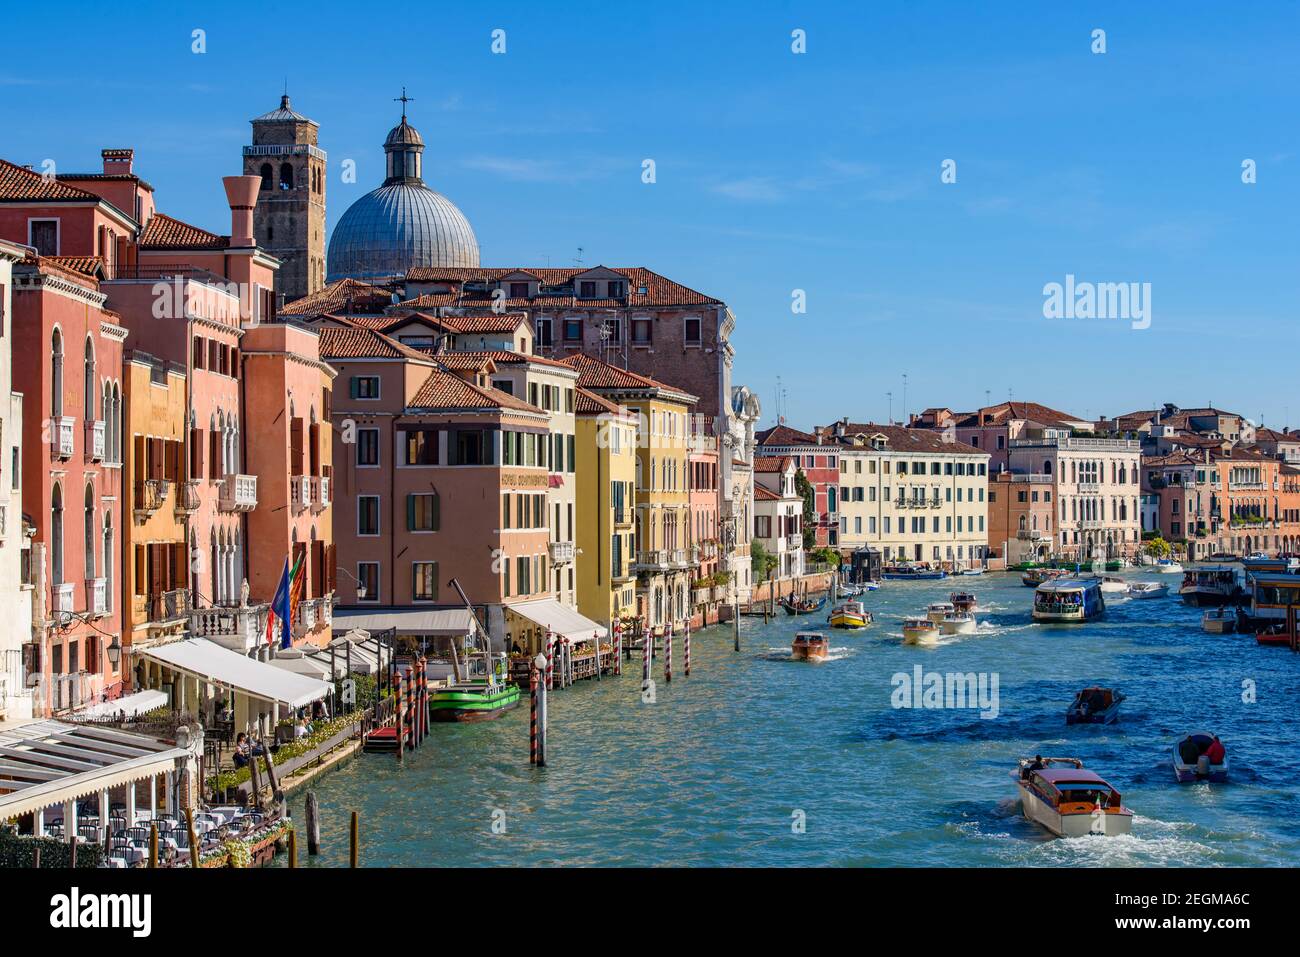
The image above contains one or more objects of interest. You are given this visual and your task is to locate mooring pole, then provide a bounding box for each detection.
[529,664,539,766]
[684,620,691,676]
[349,811,359,868]
[664,621,673,683]
[305,791,320,856]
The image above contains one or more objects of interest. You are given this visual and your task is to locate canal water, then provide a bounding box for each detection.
[279,571,1300,867]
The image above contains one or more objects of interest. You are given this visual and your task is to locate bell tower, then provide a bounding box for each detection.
[242,94,326,304]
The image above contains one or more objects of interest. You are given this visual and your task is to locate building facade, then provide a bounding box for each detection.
[0,239,32,721]
[755,424,840,547]
[752,456,805,581]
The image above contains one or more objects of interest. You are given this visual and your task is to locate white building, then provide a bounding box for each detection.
[752,456,805,581]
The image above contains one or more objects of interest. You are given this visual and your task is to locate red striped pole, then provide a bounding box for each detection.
[529,665,538,765]
[613,619,623,675]
[545,629,554,691]
[684,620,691,677]
[396,670,404,764]
[665,621,673,683]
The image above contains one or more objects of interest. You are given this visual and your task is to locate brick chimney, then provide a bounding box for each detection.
[102,148,134,175]
[222,175,260,248]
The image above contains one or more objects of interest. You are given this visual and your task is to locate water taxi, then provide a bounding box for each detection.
[828,600,872,629]
[1179,564,1245,607]
[1173,731,1228,783]
[1016,757,1133,837]
[926,601,955,624]
[940,612,977,636]
[902,617,940,644]
[1022,567,1068,587]
[1126,581,1168,600]
[1153,558,1184,575]
[791,632,830,663]
[1201,607,1237,634]
[1032,579,1106,623]
[882,564,947,581]
[950,591,977,614]
[1097,576,1129,594]
[1065,686,1124,724]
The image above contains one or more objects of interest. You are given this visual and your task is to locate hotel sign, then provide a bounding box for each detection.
[502,471,551,488]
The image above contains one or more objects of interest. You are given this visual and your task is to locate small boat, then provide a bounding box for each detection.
[959,568,984,576]
[1127,581,1168,600]
[1172,731,1228,783]
[1016,757,1133,837]
[902,617,940,644]
[1153,559,1184,575]
[828,601,871,629]
[940,612,976,635]
[1033,579,1106,623]
[882,565,947,581]
[791,631,830,663]
[429,680,522,722]
[1098,576,1128,594]
[1022,567,1068,587]
[1255,627,1293,647]
[949,592,977,614]
[926,601,955,624]
[1201,607,1237,634]
[1065,686,1125,724]
[781,595,827,616]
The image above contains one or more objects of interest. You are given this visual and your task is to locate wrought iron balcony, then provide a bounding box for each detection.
[148,587,191,623]
[133,478,170,518]
[174,478,202,515]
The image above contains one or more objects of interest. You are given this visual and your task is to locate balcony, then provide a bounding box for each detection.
[191,603,268,654]
[310,475,331,513]
[634,549,671,571]
[174,478,201,516]
[549,540,576,564]
[219,473,258,512]
[52,416,75,460]
[294,597,332,638]
[928,497,941,508]
[669,548,690,567]
[0,503,6,541]
[148,587,191,623]
[85,420,106,462]
[51,582,75,622]
[133,478,170,519]
[1077,482,1100,494]
[85,577,106,618]
[1016,528,1047,540]
[290,475,310,514]
[785,535,803,550]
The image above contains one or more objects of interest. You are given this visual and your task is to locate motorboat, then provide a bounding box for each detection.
[949,592,977,614]
[1098,576,1129,594]
[1127,581,1168,600]
[959,568,984,576]
[1022,567,1068,587]
[1032,579,1106,623]
[926,601,955,624]
[1016,757,1133,837]
[1153,559,1184,575]
[780,595,827,616]
[828,601,872,629]
[1179,564,1245,607]
[940,612,977,636]
[791,632,830,663]
[882,565,947,581]
[1201,607,1236,634]
[1172,731,1228,783]
[1065,686,1125,725]
[902,617,940,644]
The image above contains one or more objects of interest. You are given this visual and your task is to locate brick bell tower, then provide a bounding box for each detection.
[243,94,326,305]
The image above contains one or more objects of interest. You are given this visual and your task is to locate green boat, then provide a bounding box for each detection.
[429,680,521,722]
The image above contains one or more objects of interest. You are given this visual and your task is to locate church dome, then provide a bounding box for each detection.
[327,106,479,281]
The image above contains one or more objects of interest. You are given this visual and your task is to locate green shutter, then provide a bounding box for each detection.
[431,493,440,531]
[350,376,359,399]
[406,494,416,531]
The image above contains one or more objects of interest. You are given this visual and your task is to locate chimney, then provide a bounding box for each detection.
[222,175,260,248]
[102,148,134,175]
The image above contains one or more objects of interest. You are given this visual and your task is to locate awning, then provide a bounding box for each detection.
[270,649,336,680]
[505,599,608,642]
[331,608,475,636]
[0,720,190,820]
[138,638,330,710]
[74,690,169,719]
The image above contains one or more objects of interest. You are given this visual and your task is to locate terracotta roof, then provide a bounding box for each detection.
[0,158,101,202]
[574,387,627,416]
[753,485,780,502]
[15,254,103,289]
[282,278,393,316]
[755,424,820,447]
[440,313,530,335]
[558,352,697,402]
[431,353,498,373]
[403,265,721,307]
[46,256,104,277]
[409,369,541,414]
[1254,428,1299,443]
[451,349,574,371]
[139,213,227,250]
[952,401,1085,430]
[753,455,792,473]
[317,327,432,362]
[829,422,985,455]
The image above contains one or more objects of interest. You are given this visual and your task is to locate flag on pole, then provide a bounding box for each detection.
[266,553,305,648]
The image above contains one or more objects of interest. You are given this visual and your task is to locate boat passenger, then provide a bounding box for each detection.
[1022,755,1045,779]
[1205,735,1226,765]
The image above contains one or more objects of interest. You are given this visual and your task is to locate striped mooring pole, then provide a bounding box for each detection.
[529,664,539,765]
[545,628,554,691]
[642,622,651,689]
[684,620,691,676]
[614,620,622,676]
[664,621,673,683]
[535,654,548,766]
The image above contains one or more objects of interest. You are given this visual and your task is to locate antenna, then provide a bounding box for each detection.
[902,373,908,426]
[574,246,584,267]
[887,391,893,425]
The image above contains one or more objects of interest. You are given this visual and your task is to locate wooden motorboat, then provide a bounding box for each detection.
[1033,579,1106,623]
[1153,559,1184,575]
[791,631,830,663]
[1065,686,1125,724]
[1201,607,1237,634]
[1172,731,1228,783]
[828,600,871,629]
[781,595,827,616]
[949,591,977,614]
[1098,576,1128,594]
[1022,567,1068,587]
[926,601,955,624]
[1126,581,1168,600]
[959,568,984,576]
[1016,757,1133,837]
[902,617,940,644]
[940,612,976,636]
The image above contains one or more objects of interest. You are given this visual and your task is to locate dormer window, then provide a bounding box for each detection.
[509,282,529,298]
[607,280,625,298]
[579,281,597,299]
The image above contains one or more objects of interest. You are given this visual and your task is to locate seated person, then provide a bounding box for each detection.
[1205,734,1226,765]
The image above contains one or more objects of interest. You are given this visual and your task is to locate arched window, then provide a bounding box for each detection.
[1043,460,1052,476]
[83,338,95,419]
[51,483,64,585]
[102,512,113,612]
[259,163,273,190]
[83,484,96,578]
[279,163,294,190]
[51,329,64,419]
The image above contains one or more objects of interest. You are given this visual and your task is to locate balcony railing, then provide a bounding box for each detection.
[1077,482,1100,494]
[134,478,170,517]
[549,540,575,564]
[85,420,105,462]
[53,416,75,459]
[86,577,106,618]
[311,476,330,513]
[785,535,803,550]
[293,597,332,637]
[1016,529,1047,540]
[174,478,201,515]
[51,582,75,621]
[191,603,268,654]
[0,503,6,541]
[148,587,191,623]
[669,548,690,567]
[219,473,258,511]
[290,475,310,513]
[634,549,671,571]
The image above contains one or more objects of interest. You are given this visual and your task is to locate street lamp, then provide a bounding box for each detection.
[106,636,121,669]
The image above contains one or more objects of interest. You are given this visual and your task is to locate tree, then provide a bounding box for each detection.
[795,468,817,550]
[751,540,778,580]
[1144,536,1171,559]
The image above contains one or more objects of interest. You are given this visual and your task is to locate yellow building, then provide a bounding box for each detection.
[123,350,193,654]
[573,387,638,629]
[561,354,697,632]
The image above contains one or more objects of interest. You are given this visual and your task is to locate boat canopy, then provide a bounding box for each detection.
[1037,767,1110,786]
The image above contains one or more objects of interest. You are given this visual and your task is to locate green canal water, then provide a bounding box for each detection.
[277,571,1300,867]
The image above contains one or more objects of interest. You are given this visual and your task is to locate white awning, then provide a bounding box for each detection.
[270,649,336,680]
[331,608,474,636]
[505,599,608,642]
[74,690,169,719]
[0,721,190,820]
[138,638,330,709]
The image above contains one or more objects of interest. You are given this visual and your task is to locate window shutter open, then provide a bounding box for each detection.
[209,430,221,479]
[431,492,440,531]
[290,418,304,476]
[406,495,416,531]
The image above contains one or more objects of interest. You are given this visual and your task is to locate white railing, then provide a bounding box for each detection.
[86,577,106,617]
[51,582,75,620]
[313,476,331,512]
[86,420,106,462]
[191,604,268,653]
[290,475,310,513]
[549,540,575,564]
[635,549,670,569]
[54,416,75,459]
[785,535,802,550]
[219,473,258,511]
[1077,482,1100,494]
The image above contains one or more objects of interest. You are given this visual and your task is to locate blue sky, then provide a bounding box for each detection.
[3,1,1297,431]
